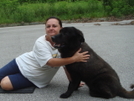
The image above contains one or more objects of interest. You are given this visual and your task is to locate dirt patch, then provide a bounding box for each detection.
[0,15,134,27]
[64,15,134,23]
[112,21,134,25]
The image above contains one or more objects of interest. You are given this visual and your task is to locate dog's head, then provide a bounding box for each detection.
[52,27,85,50]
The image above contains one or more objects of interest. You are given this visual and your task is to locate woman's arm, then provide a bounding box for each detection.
[46,48,89,67]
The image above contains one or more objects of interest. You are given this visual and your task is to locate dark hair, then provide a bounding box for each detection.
[45,17,62,27]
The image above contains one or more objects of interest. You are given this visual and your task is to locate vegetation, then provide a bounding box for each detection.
[0,0,134,24]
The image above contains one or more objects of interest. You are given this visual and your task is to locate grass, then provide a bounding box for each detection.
[0,0,133,24]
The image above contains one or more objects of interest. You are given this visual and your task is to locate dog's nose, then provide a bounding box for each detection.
[51,36,55,42]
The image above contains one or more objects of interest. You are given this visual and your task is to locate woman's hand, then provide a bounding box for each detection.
[73,48,90,62]
[47,48,89,67]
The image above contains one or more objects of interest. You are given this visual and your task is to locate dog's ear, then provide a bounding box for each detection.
[80,34,85,42]
[76,28,85,43]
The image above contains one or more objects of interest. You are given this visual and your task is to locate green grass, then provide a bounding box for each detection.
[0,0,133,24]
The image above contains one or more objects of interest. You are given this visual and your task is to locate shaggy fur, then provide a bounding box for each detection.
[52,27,134,99]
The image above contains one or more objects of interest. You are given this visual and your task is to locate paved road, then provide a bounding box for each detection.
[0,20,134,101]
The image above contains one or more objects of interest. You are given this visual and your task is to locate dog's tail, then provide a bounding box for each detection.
[118,84,134,98]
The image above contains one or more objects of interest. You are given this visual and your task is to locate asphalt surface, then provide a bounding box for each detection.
[0,20,134,101]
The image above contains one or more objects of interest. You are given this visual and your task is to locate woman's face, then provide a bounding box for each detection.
[45,19,62,36]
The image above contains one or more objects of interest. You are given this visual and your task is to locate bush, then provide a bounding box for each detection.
[0,0,133,24]
[109,0,134,17]
[102,0,134,16]
[0,0,19,23]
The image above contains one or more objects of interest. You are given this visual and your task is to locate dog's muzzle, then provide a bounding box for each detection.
[51,36,56,43]
[51,36,65,49]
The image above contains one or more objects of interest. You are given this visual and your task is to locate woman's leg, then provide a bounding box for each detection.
[0,76,13,90]
[0,59,35,90]
[0,59,20,81]
[1,73,35,90]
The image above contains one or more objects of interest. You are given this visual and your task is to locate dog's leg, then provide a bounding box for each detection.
[89,85,115,99]
[89,76,120,99]
[60,80,80,98]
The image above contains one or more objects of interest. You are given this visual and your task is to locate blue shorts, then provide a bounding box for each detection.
[0,59,35,90]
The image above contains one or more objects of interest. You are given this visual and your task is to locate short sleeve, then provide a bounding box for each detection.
[33,40,53,67]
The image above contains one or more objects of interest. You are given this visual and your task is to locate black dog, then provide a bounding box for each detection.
[52,27,134,99]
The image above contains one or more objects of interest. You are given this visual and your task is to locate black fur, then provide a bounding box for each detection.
[52,27,134,99]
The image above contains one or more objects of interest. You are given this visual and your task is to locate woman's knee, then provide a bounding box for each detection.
[0,76,13,90]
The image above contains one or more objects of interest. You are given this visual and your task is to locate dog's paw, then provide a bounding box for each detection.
[60,93,71,98]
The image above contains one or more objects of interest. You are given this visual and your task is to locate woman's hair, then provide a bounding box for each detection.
[45,17,62,27]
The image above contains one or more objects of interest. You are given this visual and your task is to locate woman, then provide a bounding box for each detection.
[0,17,89,90]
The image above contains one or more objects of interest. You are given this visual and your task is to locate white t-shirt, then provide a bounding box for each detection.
[16,35,61,88]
